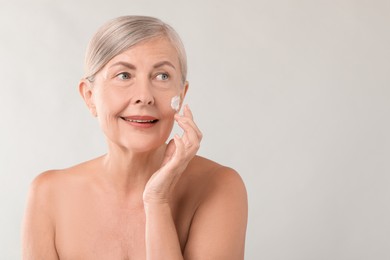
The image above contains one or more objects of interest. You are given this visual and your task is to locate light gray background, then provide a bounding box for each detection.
[1,0,389,259]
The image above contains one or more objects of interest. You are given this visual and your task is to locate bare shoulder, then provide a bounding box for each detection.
[24,169,67,223]
[24,158,100,230]
[183,156,248,259]
[29,157,101,198]
[30,169,66,189]
[186,155,247,198]
[27,169,66,204]
[184,155,247,223]
[23,159,100,259]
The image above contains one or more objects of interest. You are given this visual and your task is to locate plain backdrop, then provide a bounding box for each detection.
[1,0,389,259]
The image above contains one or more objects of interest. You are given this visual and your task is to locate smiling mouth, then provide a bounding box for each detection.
[120,117,159,124]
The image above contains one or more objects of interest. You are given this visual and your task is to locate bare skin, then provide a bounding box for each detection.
[22,37,247,259]
[23,155,247,259]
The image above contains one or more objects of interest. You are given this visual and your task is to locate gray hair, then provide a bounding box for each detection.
[84,15,187,83]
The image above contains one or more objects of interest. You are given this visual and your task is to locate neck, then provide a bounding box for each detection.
[100,142,167,196]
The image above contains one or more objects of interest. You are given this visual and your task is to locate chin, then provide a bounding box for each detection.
[117,136,167,154]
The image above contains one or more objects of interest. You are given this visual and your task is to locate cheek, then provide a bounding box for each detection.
[157,95,177,118]
[95,89,126,117]
[156,84,182,112]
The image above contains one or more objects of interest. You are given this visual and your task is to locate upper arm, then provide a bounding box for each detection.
[22,171,59,260]
[184,167,248,260]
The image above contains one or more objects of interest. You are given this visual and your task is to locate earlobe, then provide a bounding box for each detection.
[79,79,97,117]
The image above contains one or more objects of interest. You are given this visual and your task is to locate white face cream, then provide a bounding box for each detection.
[171,95,181,112]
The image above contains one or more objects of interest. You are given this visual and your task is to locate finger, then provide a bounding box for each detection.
[176,109,202,140]
[162,138,176,165]
[182,106,202,139]
[160,135,185,173]
[183,104,193,120]
[172,134,186,162]
[176,116,203,143]
[163,135,187,187]
[176,119,201,153]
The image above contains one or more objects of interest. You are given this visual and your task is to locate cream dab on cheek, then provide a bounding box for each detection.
[171,95,181,112]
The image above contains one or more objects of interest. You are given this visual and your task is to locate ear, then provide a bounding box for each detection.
[179,81,189,109]
[79,79,97,117]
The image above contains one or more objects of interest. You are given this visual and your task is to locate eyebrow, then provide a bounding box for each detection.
[153,61,176,70]
[109,60,176,71]
[109,61,136,70]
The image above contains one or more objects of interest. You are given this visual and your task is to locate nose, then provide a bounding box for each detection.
[132,78,154,106]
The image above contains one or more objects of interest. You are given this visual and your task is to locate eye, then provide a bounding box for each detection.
[116,72,131,80]
[155,73,169,81]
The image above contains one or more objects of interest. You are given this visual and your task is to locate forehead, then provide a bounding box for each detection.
[108,37,180,66]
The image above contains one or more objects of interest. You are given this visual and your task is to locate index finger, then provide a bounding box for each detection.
[182,104,194,120]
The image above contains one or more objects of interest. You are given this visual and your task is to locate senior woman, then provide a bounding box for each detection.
[22,16,247,259]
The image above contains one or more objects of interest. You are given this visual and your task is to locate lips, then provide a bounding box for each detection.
[120,115,159,127]
[122,118,158,123]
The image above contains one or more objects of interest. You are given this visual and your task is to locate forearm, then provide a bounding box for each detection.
[144,203,183,260]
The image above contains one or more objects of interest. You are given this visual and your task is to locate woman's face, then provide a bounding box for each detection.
[81,37,188,153]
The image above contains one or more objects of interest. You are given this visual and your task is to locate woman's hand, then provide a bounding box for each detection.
[143,105,202,205]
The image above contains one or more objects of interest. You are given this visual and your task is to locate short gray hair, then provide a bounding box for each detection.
[84,15,187,83]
